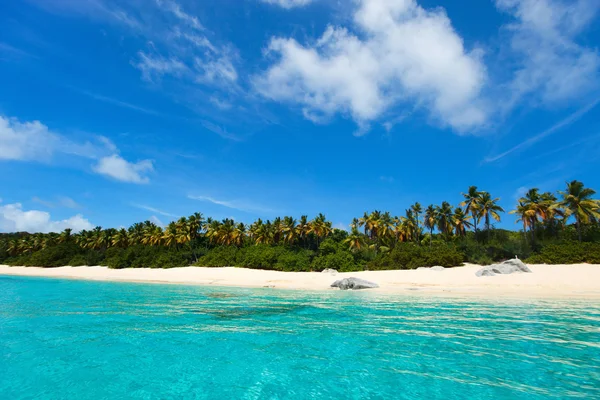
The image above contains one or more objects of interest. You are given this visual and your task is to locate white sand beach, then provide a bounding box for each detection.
[2,264,600,297]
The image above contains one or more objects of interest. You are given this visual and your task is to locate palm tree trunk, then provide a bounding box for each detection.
[429,227,433,248]
[577,217,582,242]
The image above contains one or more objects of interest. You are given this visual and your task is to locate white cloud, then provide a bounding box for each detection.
[261,0,314,9]
[1,115,152,184]
[496,0,600,107]
[131,203,177,217]
[0,116,114,162]
[255,0,487,134]
[93,154,154,184]
[0,116,60,161]
[0,202,93,233]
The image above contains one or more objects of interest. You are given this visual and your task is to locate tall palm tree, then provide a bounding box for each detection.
[558,180,600,242]
[479,192,505,239]
[295,215,310,248]
[423,205,437,248]
[452,207,473,237]
[232,223,246,247]
[510,200,536,243]
[461,186,482,235]
[282,216,298,245]
[411,202,422,244]
[436,202,454,239]
[163,222,179,248]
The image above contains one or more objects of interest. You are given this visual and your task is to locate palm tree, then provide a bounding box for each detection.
[58,228,73,244]
[7,239,21,256]
[163,222,179,248]
[295,215,310,248]
[479,192,505,239]
[510,200,536,243]
[111,229,129,248]
[232,223,246,247]
[436,202,454,239]
[411,202,422,244]
[423,205,437,248]
[344,228,366,252]
[558,180,600,242]
[282,216,298,245]
[452,208,472,237]
[461,186,482,236]
[128,223,145,246]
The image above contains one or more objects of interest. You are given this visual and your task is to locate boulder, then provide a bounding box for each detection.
[431,266,445,271]
[321,268,338,275]
[475,259,532,277]
[476,269,497,277]
[331,277,379,290]
[502,258,532,273]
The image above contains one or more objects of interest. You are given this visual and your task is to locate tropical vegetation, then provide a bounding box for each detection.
[1,181,599,270]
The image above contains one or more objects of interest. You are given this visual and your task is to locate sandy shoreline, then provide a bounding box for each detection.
[2,264,600,298]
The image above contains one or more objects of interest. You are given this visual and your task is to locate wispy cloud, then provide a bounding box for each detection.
[484,98,600,163]
[200,120,242,141]
[188,195,274,214]
[74,89,164,116]
[0,42,36,59]
[260,0,314,9]
[150,215,165,227]
[32,196,81,209]
[131,203,178,218]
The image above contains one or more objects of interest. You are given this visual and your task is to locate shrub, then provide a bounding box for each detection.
[312,251,364,272]
[275,250,313,272]
[196,246,240,267]
[8,243,84,268]
[525,242,600,264]
[368,243,464,270]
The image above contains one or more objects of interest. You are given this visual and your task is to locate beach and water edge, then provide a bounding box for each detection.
[2,263,600,298]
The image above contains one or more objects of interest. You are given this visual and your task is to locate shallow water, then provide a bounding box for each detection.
[1,276,599,399]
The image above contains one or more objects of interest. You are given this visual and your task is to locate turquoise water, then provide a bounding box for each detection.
[1,276,599,399]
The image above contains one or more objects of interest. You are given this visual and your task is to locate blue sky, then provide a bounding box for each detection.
[0,0,599,233]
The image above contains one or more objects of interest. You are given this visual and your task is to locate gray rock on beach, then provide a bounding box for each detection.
[476,259,532,277]
[331,277,379,290]
[321,269,338,275]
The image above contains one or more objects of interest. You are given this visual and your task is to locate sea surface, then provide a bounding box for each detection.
[1,276,599,399]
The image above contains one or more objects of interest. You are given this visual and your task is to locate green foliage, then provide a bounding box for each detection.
[105,246,194,269]
[196,246,240,267]
[6,243,83,268]
[368,243,464,270]
[525,242,600,264]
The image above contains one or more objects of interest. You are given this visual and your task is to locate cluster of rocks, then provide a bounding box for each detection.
[475,259,532,277]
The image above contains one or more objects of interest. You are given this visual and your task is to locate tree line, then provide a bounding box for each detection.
[1,180,599,269]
